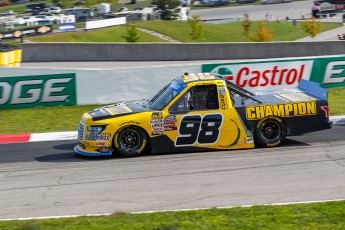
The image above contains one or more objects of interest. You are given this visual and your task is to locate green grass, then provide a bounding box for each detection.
[27,21,343,43]
[134,20,342,42]
[0,104,99,134]
[0,88,343,135]
[28,25,167,42]
[328,88,345,116]
[1,201,345,229]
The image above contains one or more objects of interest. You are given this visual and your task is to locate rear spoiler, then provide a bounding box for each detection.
[298,79,328,100]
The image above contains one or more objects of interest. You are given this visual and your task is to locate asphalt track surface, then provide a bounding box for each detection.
[0,124,344,219]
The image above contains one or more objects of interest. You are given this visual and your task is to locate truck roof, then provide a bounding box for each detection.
[181,73,220,83]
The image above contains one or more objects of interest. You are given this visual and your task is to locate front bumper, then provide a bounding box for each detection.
[74,145,112,157]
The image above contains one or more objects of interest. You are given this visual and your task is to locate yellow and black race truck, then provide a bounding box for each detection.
[75,73,332,157]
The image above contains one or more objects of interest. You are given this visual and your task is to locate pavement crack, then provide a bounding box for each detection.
[324,148,345,168]
[57,175,64,185]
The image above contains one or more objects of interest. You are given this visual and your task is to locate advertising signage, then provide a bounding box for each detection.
[0,73,77,109]
[202,56,345,90]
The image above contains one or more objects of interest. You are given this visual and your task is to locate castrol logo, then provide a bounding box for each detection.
[211,61,313,89]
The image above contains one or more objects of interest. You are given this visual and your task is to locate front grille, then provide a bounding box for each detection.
[78,122,85,140]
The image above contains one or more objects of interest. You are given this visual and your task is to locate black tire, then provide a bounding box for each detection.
[254,117,286,148]
[113,126,147,158]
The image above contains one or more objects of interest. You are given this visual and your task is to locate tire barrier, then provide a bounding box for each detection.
[0,44,22,67]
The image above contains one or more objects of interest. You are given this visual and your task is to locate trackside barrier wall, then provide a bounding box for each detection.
[0,55,344,109]
[21,42,345,62]
[0,65,200,109]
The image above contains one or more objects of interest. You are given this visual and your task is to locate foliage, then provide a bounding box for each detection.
[122,24,140,42]
[151,0,180,20]
[249,21,272,42]
[188,15,203,42]
[59,0,71,8]
[242,13,252,41]
[301,17,323,39]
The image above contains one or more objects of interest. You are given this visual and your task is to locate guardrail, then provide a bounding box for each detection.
[21,41,345,62]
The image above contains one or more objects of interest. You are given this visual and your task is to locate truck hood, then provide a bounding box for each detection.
[89,100,152,121]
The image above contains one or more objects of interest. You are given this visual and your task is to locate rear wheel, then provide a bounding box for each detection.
[254,117,286,147]
[113,126,147,158]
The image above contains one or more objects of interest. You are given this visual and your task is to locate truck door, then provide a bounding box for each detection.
[165,83,250,150]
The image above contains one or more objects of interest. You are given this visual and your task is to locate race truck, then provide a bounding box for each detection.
[74,73,332,157]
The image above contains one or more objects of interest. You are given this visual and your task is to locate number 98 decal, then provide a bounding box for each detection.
[174,114,223,147]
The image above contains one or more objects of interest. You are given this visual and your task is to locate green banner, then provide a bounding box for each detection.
[310,56,345,88]
[0,73,77,109]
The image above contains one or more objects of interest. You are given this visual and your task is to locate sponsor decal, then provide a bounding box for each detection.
[323,61,345,84]
[86,133,111,141]
[164,121,177,131]
[0,73,76,109]
[218,87,226,95]
[163,115,177,131]
[245,101,317,120]
[164,115,177,122]
[151,123,163,127]
[150,112,163,135]
[95,142,107,147]
[202,61,313,89]
[150,119,162,124]
[220,94,228,110]
[151,111,163,119]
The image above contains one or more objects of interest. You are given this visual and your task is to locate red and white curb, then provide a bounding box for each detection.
[0,131,77,144]
[0,116,344,144]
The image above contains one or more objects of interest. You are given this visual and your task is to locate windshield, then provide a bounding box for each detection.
[148,79,186,110]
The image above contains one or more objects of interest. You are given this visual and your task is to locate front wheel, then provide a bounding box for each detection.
[254,117,286,147]
[113,126,147,158]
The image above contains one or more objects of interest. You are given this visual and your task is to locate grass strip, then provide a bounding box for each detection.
[1,200,345,229]
[0,88,343,135]
[27,21,342,43]
[28,26,167,43]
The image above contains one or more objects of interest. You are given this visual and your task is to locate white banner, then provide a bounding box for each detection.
[85,17,126,30]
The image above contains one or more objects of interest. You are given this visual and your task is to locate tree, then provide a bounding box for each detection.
[242,13,252,41]
[188,15,203,42]
[249,21,272,42]
[151,0,181,20]
[84,0,97,8]
[59,0,70,8]
[301,17,322,39]
[123,25,140,42]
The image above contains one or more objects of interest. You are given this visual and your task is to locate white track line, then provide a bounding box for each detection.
[1,198,345,221]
